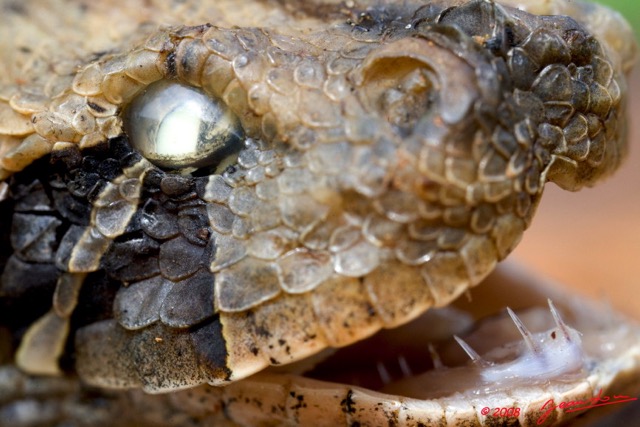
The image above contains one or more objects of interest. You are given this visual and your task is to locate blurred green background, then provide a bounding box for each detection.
[590,0,640,39]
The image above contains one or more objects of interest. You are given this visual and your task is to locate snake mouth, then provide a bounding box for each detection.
[279,262,640,401]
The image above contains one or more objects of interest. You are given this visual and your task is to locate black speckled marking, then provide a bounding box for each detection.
[166,51,177,77]
[191,316,232,382]
[87,101,107,114]
[341,389,356,414]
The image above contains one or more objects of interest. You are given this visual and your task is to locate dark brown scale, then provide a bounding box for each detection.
[521,28,572,67]
[571,79,591,112]
[66,170,102,199]
[544,102,574,128]
[140,199,180,240]
[96,158,122,181]
[160,174,195,197]
[158,235,211,281]
[588,82,613,117]
[508,48,538,90]
[114,275,171,330]
[159,270,216,328]
[564,30,600,67]
[178,205,211,246]
[532,65,573,102]
[101,234,161,282]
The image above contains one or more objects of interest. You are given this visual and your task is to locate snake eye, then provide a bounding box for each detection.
[124,80,244,172]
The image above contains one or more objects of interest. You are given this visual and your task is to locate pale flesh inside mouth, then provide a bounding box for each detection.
[289,261,640,404]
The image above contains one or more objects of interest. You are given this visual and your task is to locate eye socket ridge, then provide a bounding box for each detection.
[123,80,244,172]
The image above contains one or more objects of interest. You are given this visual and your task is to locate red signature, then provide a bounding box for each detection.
[536,389,638,425]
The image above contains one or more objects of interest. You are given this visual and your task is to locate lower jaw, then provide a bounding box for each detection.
[248,260,640,422]
[4,260,637,426]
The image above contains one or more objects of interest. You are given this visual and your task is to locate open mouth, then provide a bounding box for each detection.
[222,262,640,425]
[2,262,637,426]
[306,300,586,400]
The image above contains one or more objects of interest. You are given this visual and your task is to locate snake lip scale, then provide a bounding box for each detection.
[0,0,638,425]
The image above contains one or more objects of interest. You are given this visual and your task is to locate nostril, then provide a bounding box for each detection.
[376,67,436,136]
[355,55,438,137]
[356,37,479,136]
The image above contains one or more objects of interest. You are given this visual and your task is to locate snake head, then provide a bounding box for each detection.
[0,1,638,425]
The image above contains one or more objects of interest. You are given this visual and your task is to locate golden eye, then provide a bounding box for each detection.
[124,80,244,172]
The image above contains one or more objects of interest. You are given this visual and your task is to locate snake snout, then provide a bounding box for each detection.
[501,0,637,74]
[494,0,636,191]
[355,0,633,197]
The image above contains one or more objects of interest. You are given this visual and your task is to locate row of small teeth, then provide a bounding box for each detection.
[454,299,574,366]
[376,300,581,387]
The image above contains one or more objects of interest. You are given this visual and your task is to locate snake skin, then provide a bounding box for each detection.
[0,0,637,425]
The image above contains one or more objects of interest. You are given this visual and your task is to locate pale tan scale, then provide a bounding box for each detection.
[221,293,330,380]
[0,0,639,426]
[0,134,52,172]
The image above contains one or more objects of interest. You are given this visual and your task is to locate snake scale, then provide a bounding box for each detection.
[0,0,639,425]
